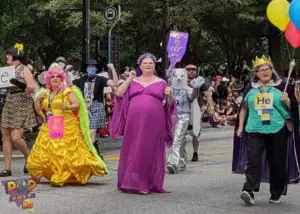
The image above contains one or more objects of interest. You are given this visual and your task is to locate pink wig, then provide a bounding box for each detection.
[45,67,66,89]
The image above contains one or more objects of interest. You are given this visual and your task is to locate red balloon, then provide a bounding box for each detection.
[285,21,300,48]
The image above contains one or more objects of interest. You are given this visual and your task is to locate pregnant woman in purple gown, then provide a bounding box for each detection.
[110,53,177,194]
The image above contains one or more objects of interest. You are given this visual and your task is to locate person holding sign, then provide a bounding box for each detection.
[26,67,108,187]
[166,68,193,174]
[0,43,37,177]
[233,55,300,205]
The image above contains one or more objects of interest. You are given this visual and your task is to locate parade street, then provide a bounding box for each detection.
[1,126,300,214]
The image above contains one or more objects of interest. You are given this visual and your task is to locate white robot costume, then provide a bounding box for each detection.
[167,69,194,173]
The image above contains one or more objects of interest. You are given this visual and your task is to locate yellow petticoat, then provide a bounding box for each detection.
[26,88,107,186]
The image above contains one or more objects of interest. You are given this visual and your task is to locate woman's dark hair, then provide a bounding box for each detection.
[251,64,280,83]
[119,67,126,74]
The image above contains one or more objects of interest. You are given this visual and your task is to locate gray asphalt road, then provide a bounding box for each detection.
[1,127,300,214]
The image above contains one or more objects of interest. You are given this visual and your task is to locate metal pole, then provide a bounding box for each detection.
[108,5,121,63]
[163,0,170,80]
[95,37,100,56]
[82,0,90,71]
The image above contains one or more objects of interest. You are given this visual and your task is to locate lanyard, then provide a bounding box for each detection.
[48,88,61,109]
[259,86,272,94]
[85,80,95,97]
[87,81,94,96]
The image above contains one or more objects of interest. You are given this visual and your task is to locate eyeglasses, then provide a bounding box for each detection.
[257,68,271,73]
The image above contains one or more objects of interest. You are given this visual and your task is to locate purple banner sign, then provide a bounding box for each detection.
[167,31,189,68]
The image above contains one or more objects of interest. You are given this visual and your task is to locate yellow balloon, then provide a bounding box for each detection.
[266,0,290,31]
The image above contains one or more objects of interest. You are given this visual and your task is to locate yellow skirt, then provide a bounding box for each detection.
[26,114,107,186]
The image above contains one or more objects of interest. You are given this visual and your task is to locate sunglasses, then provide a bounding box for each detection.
[52,75,62,79]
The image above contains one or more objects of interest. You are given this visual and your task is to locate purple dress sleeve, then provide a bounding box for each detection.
[164,100,177,148]
[109,88,130,140]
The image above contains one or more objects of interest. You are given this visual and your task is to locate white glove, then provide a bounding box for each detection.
[191,76,205,88]
[290,60,296,70]
[107,63,115,70]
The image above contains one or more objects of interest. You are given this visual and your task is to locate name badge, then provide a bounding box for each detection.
[48,116,64,139]
[254,93,273,110]
[261,114,270,121]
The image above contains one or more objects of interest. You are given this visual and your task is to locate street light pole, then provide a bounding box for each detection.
[82,0,90,71]
[108,5,121,63]
[163,0,170,80]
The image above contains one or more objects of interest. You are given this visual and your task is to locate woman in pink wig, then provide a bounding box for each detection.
[26,67,108,187]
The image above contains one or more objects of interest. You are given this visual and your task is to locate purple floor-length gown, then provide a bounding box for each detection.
[110,80,176,193]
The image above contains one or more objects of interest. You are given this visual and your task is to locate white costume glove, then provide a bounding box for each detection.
[190,76,205,88]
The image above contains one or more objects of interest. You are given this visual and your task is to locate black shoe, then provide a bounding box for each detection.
[167,164,177,174]
[180,164,186,171]
[269,195,281,204]
[241,191,255,205]
[0,169,12,177]
[191,152,199,162]
[94,141,104,161]
[23,163,28,174]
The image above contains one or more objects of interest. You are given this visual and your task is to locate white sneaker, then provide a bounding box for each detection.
[241,191,255,205]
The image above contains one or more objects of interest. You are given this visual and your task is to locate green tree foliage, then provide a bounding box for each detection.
[0,0,297,74]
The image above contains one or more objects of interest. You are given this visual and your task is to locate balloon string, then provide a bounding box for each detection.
[282,31,296,61]
[285,38,292,61]
[291,48,296,59]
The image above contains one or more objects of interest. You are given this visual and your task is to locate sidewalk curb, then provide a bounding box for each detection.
[0,155,24,160]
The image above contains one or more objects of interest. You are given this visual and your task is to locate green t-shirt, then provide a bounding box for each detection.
[244,87,290,134]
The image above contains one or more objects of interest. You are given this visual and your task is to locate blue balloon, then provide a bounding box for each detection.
[289,0,300,30]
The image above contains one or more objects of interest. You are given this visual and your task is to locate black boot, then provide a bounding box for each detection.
[191,152,199,162]
[23,162,28,174]
[93,141,104,161]
[0,169,12,177]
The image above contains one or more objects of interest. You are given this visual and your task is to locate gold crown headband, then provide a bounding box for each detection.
[252,55,273,69]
